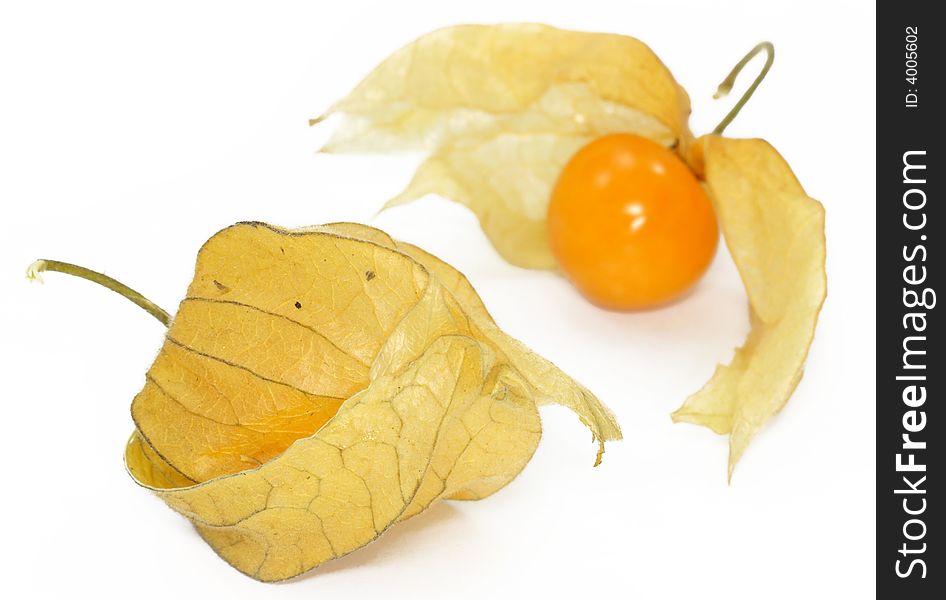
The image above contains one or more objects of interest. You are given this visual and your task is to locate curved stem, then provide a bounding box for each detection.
[27,259,171,327]
[712,41,774,135]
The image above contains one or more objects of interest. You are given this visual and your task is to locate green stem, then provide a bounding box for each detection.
[26,259,171,327]
[712,41,775,135]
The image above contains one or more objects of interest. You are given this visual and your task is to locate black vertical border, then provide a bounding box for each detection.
[877,1,940,596]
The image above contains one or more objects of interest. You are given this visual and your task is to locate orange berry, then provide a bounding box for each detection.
[547,134,718,310]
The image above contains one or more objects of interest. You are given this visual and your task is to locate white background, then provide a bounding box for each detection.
[0,1,875,598]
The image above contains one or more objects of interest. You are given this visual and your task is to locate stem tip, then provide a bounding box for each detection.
[26,259,48,283]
